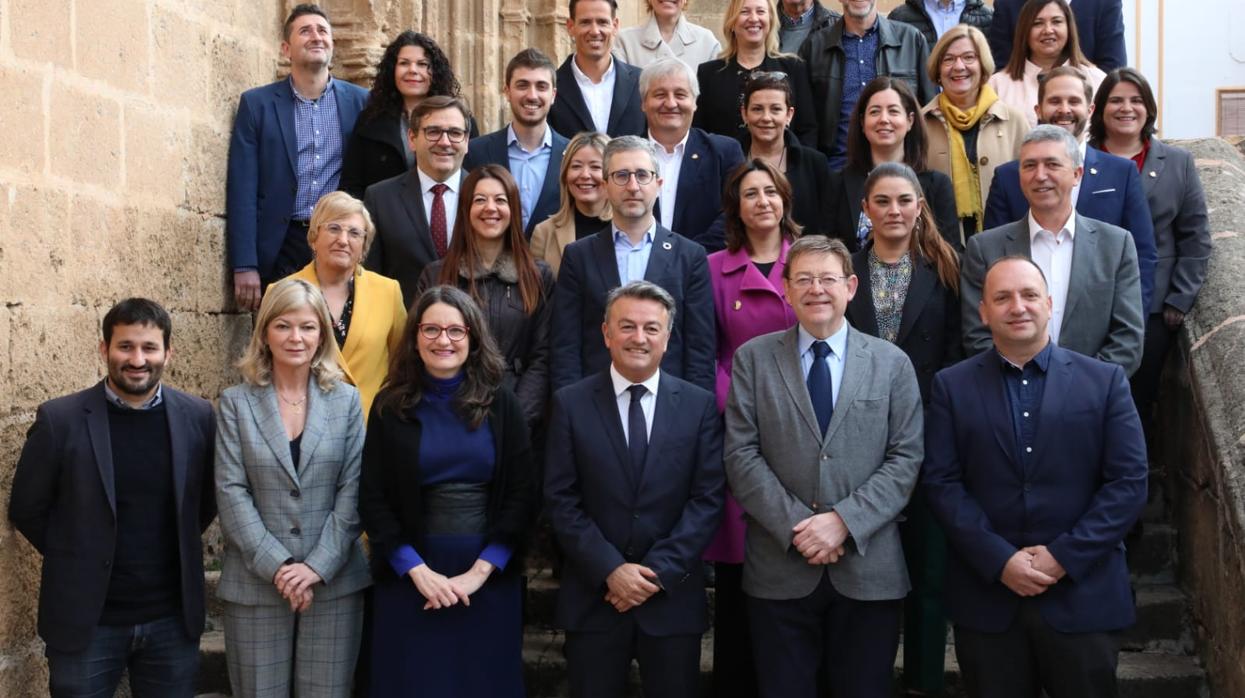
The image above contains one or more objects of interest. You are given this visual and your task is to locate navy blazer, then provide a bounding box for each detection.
[987,0,1127,71]
[463,125,570,238]
[829,166,961,252]
[548,55,646,139]
[225,78,369,276]
[653,128,745,253]
[544,370,725,635]
[983,146,1157,311]
[550,225,715,393]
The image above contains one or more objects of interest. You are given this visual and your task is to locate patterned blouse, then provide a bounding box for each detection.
[868,250,912,343]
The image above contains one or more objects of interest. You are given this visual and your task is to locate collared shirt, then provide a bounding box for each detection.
[610,364,660,443]
[999,341,1052,469]
[833,20,880,167]
[797,321,848,409]
[1028,209,1077,344]
[613,225,656,284]
[571,54,618,133]
[104,382,164,410]
[506,123,553,230]
[778,2,817,28]
[650,129,690,232]
[417,167,462,245]
[923,0,967,40]
[291,76,343,221]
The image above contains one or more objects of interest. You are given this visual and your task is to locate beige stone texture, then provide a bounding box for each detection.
[75,1,150,94]
[0,64,47,177]
[8,0,73,69]
[47,83,122,190]
[124,103,190,203]
[0,184,72,308]
[150,5,211,113]
[186,122,228,214]
[7,305,103,411]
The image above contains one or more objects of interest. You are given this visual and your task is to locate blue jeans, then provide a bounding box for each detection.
[46,615,199,698]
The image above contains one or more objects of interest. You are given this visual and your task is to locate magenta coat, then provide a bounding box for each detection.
[704,240,798,564]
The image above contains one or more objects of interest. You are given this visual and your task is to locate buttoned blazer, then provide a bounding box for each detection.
[1137,138,1212,314]
[827,166,961,251]
[550,225,716,393]
[8,383,215,653]
[214,380,371,606]
[548,55,646,139]
[724,325,924,601]
[613,14,722,69]
[959,214,1144,375]
[987,0,1127,72]
[544,370,725,635]
[921,345,1147,633]
[652,127,745,252]
[225,78,368,276]
[463,126,570,238]
[983,146,1158,310]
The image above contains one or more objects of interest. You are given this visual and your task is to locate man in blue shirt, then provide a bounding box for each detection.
[887,0,994,49]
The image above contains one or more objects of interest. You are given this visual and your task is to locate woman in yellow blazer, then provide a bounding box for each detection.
[529,131,610,277]
[287,191,405,420]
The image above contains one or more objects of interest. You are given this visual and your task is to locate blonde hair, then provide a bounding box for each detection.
[307,191,378,264]
[550,131,612,228]
[927,25,994,86]
[719,0,785,61]
[236,278,344,391]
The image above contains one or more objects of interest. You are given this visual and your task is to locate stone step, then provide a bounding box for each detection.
[1124,585,1196,653]
[1128,522,1178,582]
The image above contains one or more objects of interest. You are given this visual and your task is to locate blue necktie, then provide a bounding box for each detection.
[627,385,648,479]
[808,341,834,436]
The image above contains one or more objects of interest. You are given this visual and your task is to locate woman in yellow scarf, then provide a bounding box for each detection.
[921,25,1029,244]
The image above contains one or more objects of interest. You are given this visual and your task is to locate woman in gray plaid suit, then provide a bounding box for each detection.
[215,278,373,697]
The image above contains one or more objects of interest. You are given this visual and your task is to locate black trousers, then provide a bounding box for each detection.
[953,598,1121,698]
[711,562,758,698]
[1130,312,1174,439]
[747,572,902,698]
[564,617,701,698]
[261,220,314,290]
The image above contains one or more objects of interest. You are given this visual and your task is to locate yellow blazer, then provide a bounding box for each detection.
[529,215,577,279]
[289,262,406,421]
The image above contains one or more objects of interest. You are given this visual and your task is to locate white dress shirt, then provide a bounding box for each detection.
[416,166,462,246]
[797,321,849,409]
[1028,209,1077,344]
[610,364,660,444]
[571,55,618,134]
[651,129,690,232]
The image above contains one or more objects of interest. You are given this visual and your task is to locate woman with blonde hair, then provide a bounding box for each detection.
[614,0,721,69]
[216,278,372,698]
[530,131,611,277]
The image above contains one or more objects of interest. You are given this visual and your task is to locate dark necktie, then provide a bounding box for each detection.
[627,384,648,479]
[429,182,449,257]
[808,340,834,437]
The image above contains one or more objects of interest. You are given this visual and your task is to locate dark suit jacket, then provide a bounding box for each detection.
[846,246,963,402]
[544,370,725,635]
[550,226,716,393]
[463,125,569,238]
[340,109,480,200]
[1136,138,1212,315]
[653,128,745,252]
[922,345,1147,633]
[988,0,1127,72]
[737,130,833,237]
[828,166,961,252]
[693,55,820,150]
[226,78,368,276]
[8,383,216,653]
[548,55,646,139]
[983,146,1158,311]
[363,168,466,308]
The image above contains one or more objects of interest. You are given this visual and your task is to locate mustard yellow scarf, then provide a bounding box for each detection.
[938,84,999,233]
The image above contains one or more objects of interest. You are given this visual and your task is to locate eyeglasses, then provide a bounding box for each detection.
[747,70,789,82]
[418,324,470,341]
[790,274,849,290]
[940,52,979,68]
[322,222,366,241]
[607,169,657,186]
[421,126,469,143]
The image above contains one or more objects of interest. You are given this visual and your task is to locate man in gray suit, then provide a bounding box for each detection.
[962,125,1144,375]
[725,236,924,698]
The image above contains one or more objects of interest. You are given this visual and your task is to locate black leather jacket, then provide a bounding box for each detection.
[887,0,994,49]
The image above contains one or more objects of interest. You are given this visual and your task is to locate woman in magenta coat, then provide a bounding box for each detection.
[705,158,800,698]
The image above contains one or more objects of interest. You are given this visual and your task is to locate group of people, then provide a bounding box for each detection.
[7,1,1212,698]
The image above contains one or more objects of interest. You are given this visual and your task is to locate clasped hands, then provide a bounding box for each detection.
[604,563,661,613]
[792,511,849,565]
[408,559,495,611]
[273,562,322,613]
[1000,545,1067,596]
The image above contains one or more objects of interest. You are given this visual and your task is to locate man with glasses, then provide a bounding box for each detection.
[363,95,472,306]
[551,135,715,393]
[725,235,924,698]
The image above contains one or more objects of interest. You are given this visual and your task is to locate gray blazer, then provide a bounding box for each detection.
[960,214,1144,376]
[724,325,924,602]
[215,379,371,605]
[1140,138,1212,315]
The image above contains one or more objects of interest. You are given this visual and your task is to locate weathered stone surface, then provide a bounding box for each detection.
[48,83,122,190]
[126,104,191,203]
[0,65,47,176]
[75,1,150,94]
[8,0,73,69]
[0,184,72,307]
[150,6,211,113]
[8,305,103,411]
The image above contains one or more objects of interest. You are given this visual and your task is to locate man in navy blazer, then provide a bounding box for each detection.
[548,0,646,139]
[545,281,725,698]
[225,4,368,310]
[551,136,715,393]
[641,58,744,253]
[985,67,1156,310]
[988,0,1127,71]
[923,256,1147,697]
[462,48,568,238]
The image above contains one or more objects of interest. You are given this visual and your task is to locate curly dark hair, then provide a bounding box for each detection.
[361,30,462,123]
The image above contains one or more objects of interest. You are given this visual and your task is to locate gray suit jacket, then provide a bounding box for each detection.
[724,325,924,601]
[215,379,371,605]
[1140,138,1212,315]
[960,214,1144,376]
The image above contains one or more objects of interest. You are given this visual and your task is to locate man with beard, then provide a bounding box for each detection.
[9,299,216,698]
[463,48,568,238]
[985,66,1156,310]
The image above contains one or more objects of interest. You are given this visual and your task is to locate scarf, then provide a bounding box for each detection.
[938,84,999,233]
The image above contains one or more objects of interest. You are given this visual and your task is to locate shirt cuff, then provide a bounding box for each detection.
[479,543,513,571]
[389,544,424,577]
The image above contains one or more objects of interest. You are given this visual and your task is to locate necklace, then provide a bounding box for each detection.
[750,147,787,172]
[278,390,307,414]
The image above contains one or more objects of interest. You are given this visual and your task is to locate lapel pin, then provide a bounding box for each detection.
[1089,167,1098,175]
[734,300,742,311]
[691,153,699,160]
[1149,171,1157,178]
[662,241,672,250]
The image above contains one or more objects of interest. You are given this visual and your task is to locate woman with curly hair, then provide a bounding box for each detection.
[340,31,478,198]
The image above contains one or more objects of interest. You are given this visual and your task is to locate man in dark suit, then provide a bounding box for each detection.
[923,256,1148,697]
[551,135,715,393]
[363,95,470,307]
[9,298,216,697]
[226,4,368,310]
[462,48,568,238]
[988,0,1127,71]
[548,0,646,138]
[545,280,726,698]
[640,57,744,253]
[985,66,1157,310]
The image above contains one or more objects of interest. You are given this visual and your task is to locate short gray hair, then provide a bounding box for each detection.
[1021,124,1083,168]
[604,280,677,329]
[639,57,700,101]
[603,135,662,177]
